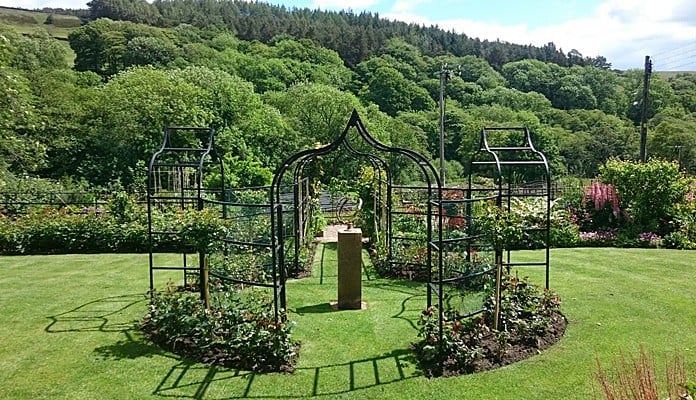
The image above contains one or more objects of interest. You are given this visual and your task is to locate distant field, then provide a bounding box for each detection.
[656,70,696,79]
[0,6,48,24]
[0,6,80,65]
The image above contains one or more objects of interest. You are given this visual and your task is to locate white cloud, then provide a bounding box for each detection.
[385,0,696,70]
[310,0,379,11]
[2,0,89,8]
[390,0,432,13]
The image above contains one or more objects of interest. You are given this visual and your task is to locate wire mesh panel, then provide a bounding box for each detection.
[437,188,496,317]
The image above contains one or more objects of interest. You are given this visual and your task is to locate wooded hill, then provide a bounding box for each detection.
[1,3,695,193]
[80,0,611,69]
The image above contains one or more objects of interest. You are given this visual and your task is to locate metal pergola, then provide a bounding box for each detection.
[145,115,551,373]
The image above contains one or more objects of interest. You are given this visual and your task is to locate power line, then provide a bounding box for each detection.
[654,53,696,71]
[657,50,696,64]
[651,40,696,58]
[655,50,696,65]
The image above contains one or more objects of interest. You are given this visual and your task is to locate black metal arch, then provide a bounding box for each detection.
[147,126,224,298]
[467,126,552,289]
[270,109,444,323]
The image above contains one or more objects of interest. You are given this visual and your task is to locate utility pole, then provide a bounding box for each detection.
[436,64,459,186]
[674,145,684,171]
[437,64,449,186]
[639,55,652,162]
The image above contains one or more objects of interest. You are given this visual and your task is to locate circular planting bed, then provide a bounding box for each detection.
[413,274,566,377]
[140,286,298,373]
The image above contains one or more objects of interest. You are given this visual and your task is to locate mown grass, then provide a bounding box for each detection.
[0,247,694,399]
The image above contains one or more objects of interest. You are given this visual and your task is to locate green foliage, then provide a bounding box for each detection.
[663,188,696,249]
[414,307,486,376]
[0,206,148,254]
[141,286,297,372]
[177,208,229,253]
[663,231,696,250]
[507,197,580,249]
[108,191,137,223]
[624,70,679,125]
[69,18,175,76]
[89,0,161,25]
[479,202,524,251]
[649,114,696,174]
[263,82,361,146]
[335,166,385,240]
[204,154,272,190]
[270,37,352,89]
[548,108,638,177]
[3,4,696,212]
[600,159,690,234]
[7,29,68,70]
[359,65,435,116]
[549,217,580,247]
[0,47,45,174]
[483,274,561,337]
[0,174,94,213]
[80,66,213,186]
[24,69,101,180]
[308,196,326,237]
[123,35,179,68]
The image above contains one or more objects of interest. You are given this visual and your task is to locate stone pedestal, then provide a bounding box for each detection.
[338,228,362,309]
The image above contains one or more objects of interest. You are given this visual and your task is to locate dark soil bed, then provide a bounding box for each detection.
[469,311,567,374]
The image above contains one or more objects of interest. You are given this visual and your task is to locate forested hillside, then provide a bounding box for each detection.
[1,3,695,192]
[82,0,611,69]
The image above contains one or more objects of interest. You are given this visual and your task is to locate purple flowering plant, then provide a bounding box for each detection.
[637,232,662,248]
[579,230,618,246]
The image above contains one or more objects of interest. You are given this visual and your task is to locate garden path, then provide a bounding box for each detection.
[319,224,349,243]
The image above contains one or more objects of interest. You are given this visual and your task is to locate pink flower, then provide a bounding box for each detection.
[583,181,621,216]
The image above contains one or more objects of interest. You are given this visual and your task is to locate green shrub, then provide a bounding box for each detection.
[0,206,149,254]
[666,190,696,248]
[549,220,580,247]
[483,275,562,338]
[141,285,297,372]
[45,13,82,28]
[663,231,696,250]
[480,201,523,251]
[599,159,690,234]
[508,197,581,248]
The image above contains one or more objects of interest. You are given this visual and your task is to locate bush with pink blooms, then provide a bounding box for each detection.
[560,159,695,249]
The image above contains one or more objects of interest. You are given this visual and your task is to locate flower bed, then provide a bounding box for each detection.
[141,285,298,373]
[413,275,565,377]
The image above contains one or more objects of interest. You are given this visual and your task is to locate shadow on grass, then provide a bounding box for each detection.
[292,302,335,314]
[45,293,145,333]
[93,330,169,360]
[152,348,421,399]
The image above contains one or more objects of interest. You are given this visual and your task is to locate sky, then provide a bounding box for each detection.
[4,0,696,70]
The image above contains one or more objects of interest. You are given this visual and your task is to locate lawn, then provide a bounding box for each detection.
[0,247,694,399]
